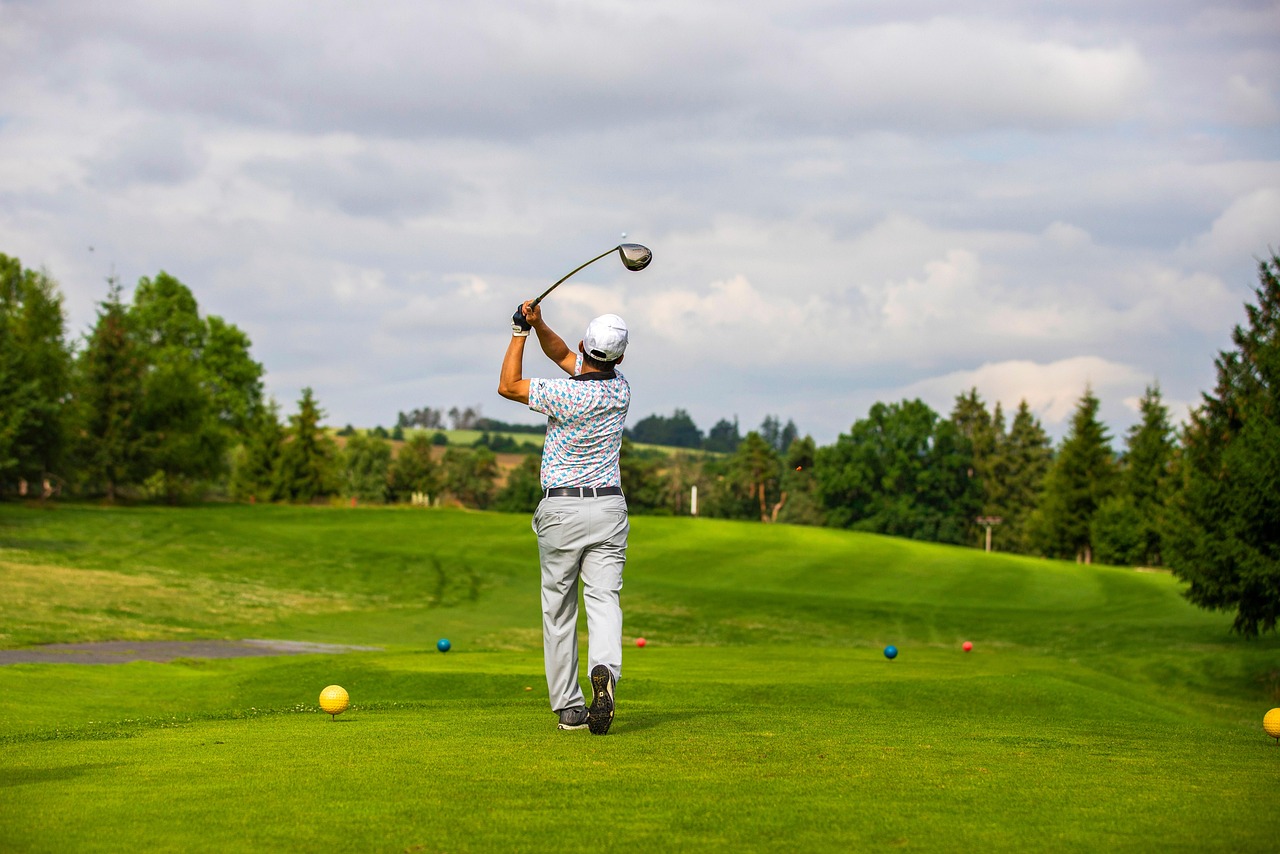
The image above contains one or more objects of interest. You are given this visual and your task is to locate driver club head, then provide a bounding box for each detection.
[618,243,652,271]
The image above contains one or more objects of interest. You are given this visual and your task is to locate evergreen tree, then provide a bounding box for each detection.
[1091,495,1147,566]
[732,431,783,522]
[388,433,441,503]
[0,254,73,489]
[72,279,146,501]
[342,432,392,503]
[950,389,1003,545]
[703,417,741,453]
[776,436,823,525]
[757,415,801,453]
[275,388,338,503]
[1028,387,1117,561]
[1166,252,1280,636]
[229,399,284,502]
[1121,384,1176,565]
[994,401,1053,553]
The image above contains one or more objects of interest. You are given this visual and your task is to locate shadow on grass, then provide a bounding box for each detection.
[0,763,121,788]
[614,709,706,735]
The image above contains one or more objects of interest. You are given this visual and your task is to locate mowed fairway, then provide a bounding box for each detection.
[1,505,1278,852]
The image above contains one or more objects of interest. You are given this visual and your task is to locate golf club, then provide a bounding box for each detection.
[513,243,652,327]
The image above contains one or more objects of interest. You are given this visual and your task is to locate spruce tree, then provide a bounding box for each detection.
[388,433,442,503]
[72,279,146,501]
[733,431,782,522]
[950,388,1002,545]
[996,401,1053,553]
[1029,387,1117,561]
[703,417,741,453]
[1166,252,1280,636]
[1123,384,1176,564]
[777,436,824,525]
[230,399,284,501]
[275,388,338,503]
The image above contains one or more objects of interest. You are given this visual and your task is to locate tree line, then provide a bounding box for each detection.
[0,257,522,510]
[2,250,1277,635]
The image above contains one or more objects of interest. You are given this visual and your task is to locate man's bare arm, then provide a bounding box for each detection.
[498,334,531,404]
[523,301,578,375]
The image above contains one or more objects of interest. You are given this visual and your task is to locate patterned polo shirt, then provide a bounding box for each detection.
[527,354,630,489]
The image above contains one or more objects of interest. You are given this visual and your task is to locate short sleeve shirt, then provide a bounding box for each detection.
[527,355,630,489]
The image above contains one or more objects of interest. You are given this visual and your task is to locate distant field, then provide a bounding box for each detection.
[436,428,544,449]
[1,504,1277,851]
[333,426,713,456]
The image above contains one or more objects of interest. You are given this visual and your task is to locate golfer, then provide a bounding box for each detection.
[498,300,630,735]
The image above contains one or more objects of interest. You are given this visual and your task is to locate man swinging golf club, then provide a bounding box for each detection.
[498,300,631,735]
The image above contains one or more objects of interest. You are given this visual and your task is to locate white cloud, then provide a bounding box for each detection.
[896,356,1153,433]
[1225,74,1280,125]
[331,266,391,306]
[873,248,981,334]
[1189,188,1280,262]
[799,19,1150,130]
[0,0,1275,444]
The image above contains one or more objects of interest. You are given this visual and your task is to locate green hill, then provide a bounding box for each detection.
[1,504,1277,851]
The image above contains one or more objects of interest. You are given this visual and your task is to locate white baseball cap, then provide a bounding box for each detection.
[583,314,629,361]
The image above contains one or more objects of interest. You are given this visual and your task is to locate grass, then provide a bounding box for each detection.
[1,503,1278,852]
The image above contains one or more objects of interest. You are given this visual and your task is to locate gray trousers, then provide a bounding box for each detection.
[532,494,628,712]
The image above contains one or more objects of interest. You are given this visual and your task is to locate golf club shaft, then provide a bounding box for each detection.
[531,247,618,307]
[513,243,649,328]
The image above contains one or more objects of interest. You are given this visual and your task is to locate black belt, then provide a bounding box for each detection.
[544,486,624,498]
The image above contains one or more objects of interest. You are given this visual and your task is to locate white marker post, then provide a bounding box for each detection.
[691,485,698,516]
[976,516,1003,552]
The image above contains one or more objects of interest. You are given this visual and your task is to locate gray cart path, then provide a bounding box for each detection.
[0,639,380,665]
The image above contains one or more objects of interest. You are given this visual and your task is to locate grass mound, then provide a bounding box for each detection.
[1,504,1277,851]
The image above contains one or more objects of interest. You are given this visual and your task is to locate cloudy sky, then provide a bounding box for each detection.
[3,1,1278,444]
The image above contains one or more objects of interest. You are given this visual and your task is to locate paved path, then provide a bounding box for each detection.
[0,639,381,665]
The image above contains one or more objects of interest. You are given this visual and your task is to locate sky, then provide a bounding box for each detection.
[2,0,1278,445]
